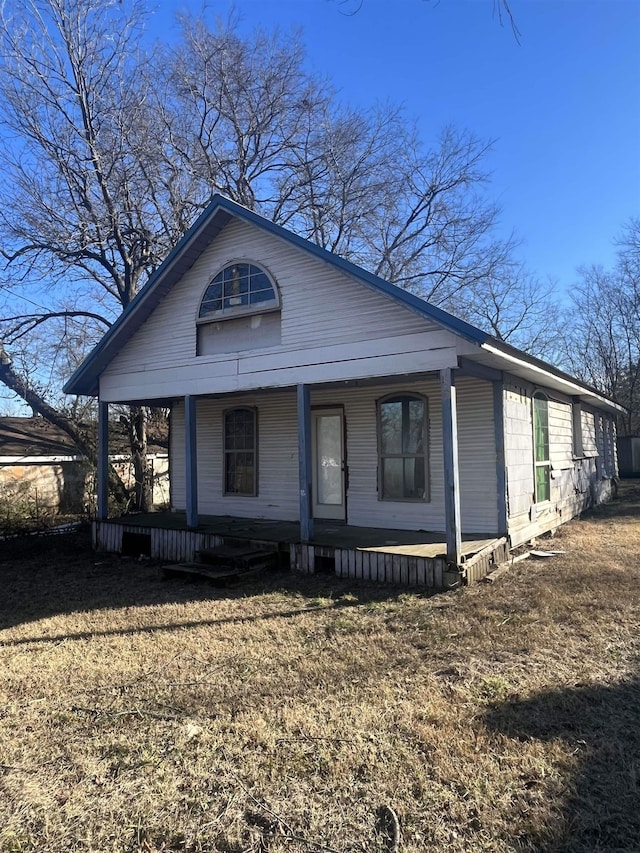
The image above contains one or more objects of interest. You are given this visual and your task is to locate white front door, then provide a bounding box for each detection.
[312,409,346,521]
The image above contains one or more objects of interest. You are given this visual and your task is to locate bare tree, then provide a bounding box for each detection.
[562,246,640,435]
[0,0,548,514]
[452,257,562,360]
[0,0,200,510]
[332,0,521,41]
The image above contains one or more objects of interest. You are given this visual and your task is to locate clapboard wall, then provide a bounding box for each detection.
[100,217,475,402]
[503,375,617,546]
[170,375,499,535]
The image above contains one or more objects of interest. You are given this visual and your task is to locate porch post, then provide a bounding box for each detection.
[493,381,508,536]
[97,400,109,520]
[185,395,198,529]
[297,383,314,542]
[440,368,462,566]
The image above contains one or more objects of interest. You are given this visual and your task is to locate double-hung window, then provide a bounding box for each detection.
[224,407,257,495]
[378,394,428,501]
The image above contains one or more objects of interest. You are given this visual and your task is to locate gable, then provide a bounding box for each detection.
[98,217,473,402]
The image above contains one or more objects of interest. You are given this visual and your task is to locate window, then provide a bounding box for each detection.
[224,407,257,495]
[378,394,428,501]
[533,392,550,503]
[199,263,278,320]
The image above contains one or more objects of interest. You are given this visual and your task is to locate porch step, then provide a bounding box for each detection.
[197,544,278,570]
[164,560,272,584]
[163,543,278,585]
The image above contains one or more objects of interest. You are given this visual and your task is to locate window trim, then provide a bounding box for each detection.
[376,393,429,503]
[197,261,280,324]
[223,406,258,497]
[532,391,551,504]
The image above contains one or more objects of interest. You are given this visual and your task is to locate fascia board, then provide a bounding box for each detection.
[482,341,625,415]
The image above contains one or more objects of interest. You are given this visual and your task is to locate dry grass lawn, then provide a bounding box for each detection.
[1,486,639,852]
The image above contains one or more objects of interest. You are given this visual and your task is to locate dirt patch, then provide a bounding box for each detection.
[1,490,639,852]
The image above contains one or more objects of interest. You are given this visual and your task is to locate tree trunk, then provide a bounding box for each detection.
[129,406,153,512]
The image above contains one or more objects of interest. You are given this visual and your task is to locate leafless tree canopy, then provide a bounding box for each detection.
[560,219,640,435]
[0,0,546,507]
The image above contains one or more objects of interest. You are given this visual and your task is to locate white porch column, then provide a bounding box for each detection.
[185,395,198,529]
[297,383,314,542]
[440,368,462,566]
[97,400,109,520]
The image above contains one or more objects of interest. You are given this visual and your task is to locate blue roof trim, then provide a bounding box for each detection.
[213,196,489,345]
[64,194,488,395]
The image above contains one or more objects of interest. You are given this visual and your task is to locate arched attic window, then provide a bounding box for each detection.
[198,262,279,321]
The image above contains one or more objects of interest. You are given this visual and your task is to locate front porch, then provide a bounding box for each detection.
[94,512,508,588]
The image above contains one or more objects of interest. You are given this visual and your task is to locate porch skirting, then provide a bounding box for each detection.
[93,518,508,590]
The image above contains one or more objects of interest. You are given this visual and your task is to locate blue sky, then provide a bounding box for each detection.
[150,0,640,296]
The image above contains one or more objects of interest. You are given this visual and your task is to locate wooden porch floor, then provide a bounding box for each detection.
[108,511,497,561]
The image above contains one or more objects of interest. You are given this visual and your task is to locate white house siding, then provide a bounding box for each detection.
[504,380,534,522]
[170,375,499,535]
[503,378,615,547]
[171,394,298,521]
[582,410,598,456]
[100,218,474,403]
[455,377,499,534]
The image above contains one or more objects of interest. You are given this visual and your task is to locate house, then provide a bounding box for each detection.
[0,417,89,518]
[63,195,621,586]
[0,416,169,520]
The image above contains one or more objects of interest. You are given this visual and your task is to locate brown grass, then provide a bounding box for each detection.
[1,485,640,852]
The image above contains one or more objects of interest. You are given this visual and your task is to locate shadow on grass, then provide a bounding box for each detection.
[581,478,640,522]
[0,527,430,637]
[484,677,640,852]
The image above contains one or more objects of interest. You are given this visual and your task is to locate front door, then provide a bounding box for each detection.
[312,408,346,521]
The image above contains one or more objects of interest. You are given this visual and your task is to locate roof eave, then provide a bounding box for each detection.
[481,340,625,414]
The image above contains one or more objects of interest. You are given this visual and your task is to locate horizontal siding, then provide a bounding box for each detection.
[582,410,597,456]
[456,377,499,534]
[102,218,447,384]
[172,394,299,521]
[314,379,446,532]
[504,381,534,519]
[549,399,573,469]
[170,377,499,535]
[503,376,616,545]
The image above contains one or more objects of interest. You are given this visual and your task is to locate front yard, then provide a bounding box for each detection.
[1,487,639,852]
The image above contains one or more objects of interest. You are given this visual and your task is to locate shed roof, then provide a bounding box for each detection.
[0,417,167,461]
[0,417,78,459]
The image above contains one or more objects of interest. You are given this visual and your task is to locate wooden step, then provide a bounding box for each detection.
[163,559,273,585]
[197,544,278,570]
